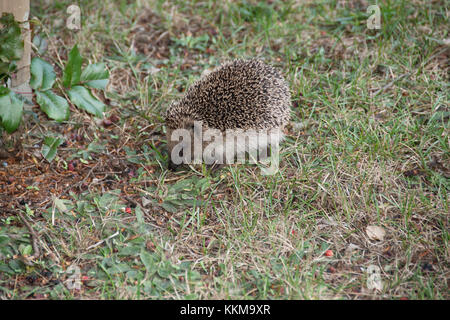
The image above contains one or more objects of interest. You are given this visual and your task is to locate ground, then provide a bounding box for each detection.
[0,0,448,299]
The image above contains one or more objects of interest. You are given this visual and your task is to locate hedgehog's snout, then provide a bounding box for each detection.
[168,144,187,171]
[166,125,194,171]
[168,158,179,171]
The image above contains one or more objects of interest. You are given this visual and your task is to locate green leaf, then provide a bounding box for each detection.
[140,251,156,276]
[0,87,23,133]
[0,264,14,275]
[118,245,142,256]
[107,263,133,275]
[32,34,48,55]
[19,244,33,256]
[161,201,178,213]
[30,57,56,91]
[41,136,64,162]
[62,45,82,88]
[134,206,148,234]
[0,13,24,62]
[35,91,69,121]
[81,63,109,89]
[0,234,9,245]
[0,60,16,78]
[25,203,34,216]
[67,85,105,117]
[157,261,174,278]
[8,259,25,273]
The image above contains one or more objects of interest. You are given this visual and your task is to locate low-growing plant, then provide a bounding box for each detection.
[0,13,110,161]
[0,13,25,133]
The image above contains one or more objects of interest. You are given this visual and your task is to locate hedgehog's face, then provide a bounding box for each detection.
[166,118,208,170]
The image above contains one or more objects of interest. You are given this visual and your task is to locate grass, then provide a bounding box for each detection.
[0,0,448,299]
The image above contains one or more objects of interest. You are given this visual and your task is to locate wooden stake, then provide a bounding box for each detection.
[0,0,31,94]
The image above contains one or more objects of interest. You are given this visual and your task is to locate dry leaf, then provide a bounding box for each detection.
[366,225,386,241]
[366,265,383,291]
[53,196,68,213]
[141,196,152,208]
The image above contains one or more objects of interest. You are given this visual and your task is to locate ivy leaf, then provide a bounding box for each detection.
[62,44,82,88]
[35,91,69,122]
[30,57,56,91]
[67,85,105,117]
[41,136,64,162]
[0,61,10,76]
[0,13,24,62]
[81,63,109,89]
[19,244,33,256]
[32,34,48,55]
[0,61,16,81]
[0,87,23,133]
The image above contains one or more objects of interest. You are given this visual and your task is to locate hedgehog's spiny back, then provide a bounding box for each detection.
[165,59,291,131]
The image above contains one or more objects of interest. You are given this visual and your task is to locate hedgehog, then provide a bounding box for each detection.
[165,59,291,171]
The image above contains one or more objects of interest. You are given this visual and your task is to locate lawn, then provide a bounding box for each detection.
[0,0,448,299]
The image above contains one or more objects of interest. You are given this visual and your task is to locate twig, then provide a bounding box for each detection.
[16,210,41,261]
[13,91,33,95]
[131,186,155,197]
[372,73,410,97]
[86,231,120,250]
[136,175,192,184]
[75,161,101,190]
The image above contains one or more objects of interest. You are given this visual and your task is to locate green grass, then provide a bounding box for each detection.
[0,0,448,299]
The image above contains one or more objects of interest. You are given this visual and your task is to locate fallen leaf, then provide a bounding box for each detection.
[53,196,69,213]
[366,225,386,241]
[141,196,152,207]
[366,265,383,291]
